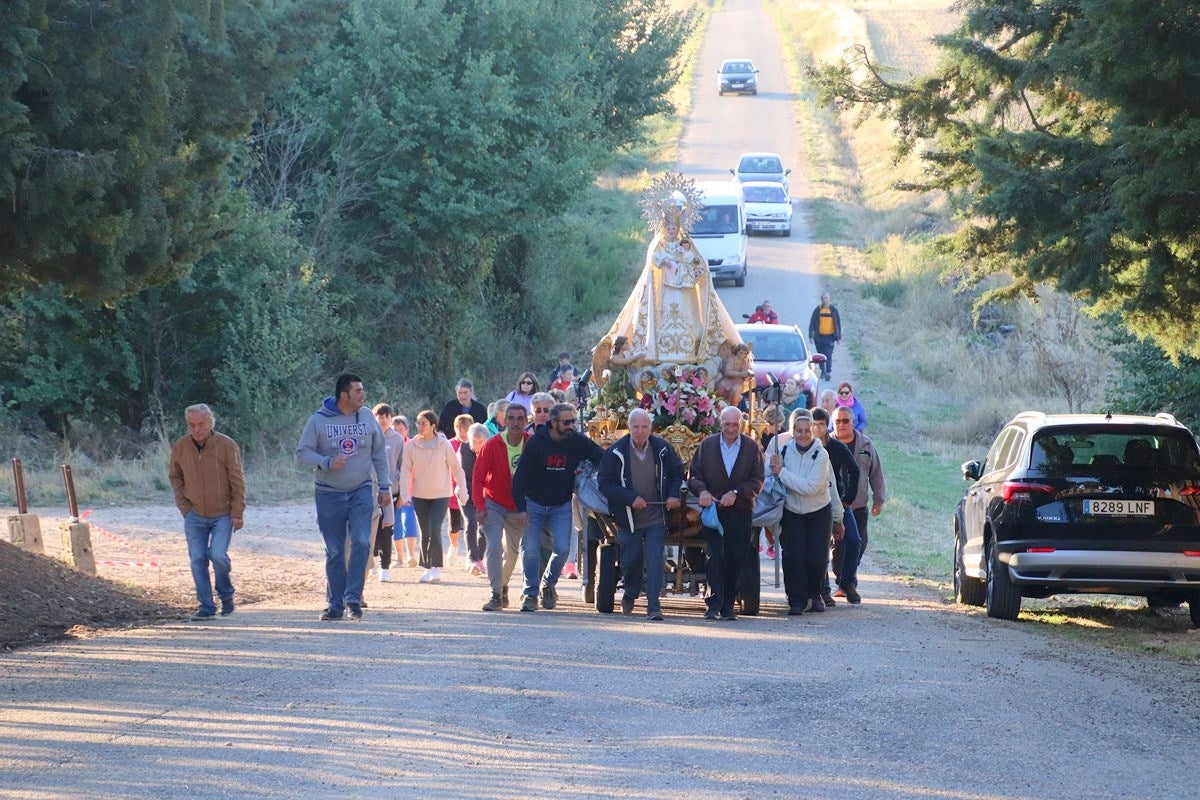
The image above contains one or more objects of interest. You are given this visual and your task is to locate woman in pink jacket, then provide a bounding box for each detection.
[399,410,468,584]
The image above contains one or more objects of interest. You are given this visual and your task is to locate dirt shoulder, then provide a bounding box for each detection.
[1,504,326,650]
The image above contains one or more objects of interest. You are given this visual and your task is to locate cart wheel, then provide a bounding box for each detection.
[738,551,761,616]
[596,542,618,613]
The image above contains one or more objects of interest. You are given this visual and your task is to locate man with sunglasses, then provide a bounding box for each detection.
[512,403,604,611]
[832,406,886,570]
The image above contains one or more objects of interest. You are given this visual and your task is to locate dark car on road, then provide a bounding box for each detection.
[953,412,1200,624]
[735,323,824,410]
[717,58,758,95]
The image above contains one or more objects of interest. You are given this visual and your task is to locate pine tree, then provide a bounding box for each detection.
[809,0,1200,359]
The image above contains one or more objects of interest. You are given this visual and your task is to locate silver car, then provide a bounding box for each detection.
[730,152,791,197]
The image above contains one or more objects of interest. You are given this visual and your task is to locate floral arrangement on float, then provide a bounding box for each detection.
[585,362,730,437]
[640,364,726,434]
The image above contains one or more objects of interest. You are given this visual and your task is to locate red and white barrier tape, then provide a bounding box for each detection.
[80,509,162,568]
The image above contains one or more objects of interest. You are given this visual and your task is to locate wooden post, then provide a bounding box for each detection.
[59,464,95,574]
[7,514,44,554]
[61,521,96,574]
[7,459,43,553]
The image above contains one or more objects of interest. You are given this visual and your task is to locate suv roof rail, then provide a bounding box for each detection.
[1013,411,1045,423]
[1155,412,1180,425]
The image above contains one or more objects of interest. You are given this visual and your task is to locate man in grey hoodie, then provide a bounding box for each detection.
[298,373,391,621]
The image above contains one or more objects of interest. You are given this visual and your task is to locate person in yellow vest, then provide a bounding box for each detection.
[807,292,842,381]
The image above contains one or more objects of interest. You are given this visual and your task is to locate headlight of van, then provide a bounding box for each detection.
[725,254,743,266]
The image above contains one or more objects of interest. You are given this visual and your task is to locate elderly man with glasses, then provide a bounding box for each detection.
[832,406,886,573]
[512,403,605,611]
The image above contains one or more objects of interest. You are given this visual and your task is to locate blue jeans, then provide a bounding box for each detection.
[616,524,668,614]
[831,508,862,587]
[521,499,573,597]
[315,484,375,612]
[184,511,234,613]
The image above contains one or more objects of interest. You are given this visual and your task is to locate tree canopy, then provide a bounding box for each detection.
[0,0,695,446]
[0,0,338,298]
[809,0,1200,359]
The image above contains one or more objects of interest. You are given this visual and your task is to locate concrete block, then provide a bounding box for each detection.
[61,521,96,575]
[7,514,44,554]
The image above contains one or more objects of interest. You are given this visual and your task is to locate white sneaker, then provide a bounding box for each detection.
[418,569,435,583]
[428,567,442,583]
[445,550,456,567]
[379,568,391,583]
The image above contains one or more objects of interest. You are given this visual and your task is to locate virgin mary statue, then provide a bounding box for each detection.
[603,174,741,366]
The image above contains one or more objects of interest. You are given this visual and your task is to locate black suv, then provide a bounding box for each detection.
[953,412,1200,624]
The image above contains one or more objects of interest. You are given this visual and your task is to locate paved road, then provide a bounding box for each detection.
[679,0,820,334]
[2,2,1199,798]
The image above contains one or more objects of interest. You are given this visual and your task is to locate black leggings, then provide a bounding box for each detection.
[373,524,393,568]
[413,497,449,569]
[779,505,833,609]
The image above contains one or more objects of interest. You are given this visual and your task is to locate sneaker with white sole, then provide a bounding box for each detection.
[428,567,442,583]
[379,568,391,583]
[418,569,435,583]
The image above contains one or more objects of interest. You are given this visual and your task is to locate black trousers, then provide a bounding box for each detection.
[779,505,833,608]
[702,507,753,615]
[372,524,393,568]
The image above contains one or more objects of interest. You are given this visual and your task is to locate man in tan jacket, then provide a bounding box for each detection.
[168,404,246,621]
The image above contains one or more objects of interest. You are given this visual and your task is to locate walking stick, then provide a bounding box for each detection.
[674,485,687,593]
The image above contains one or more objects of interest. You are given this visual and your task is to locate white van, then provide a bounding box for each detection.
[692,181,748,287]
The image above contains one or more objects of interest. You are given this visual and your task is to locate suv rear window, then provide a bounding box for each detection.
[1029,427,1200,473]
[743,185,787,203]
[738,156,782,174]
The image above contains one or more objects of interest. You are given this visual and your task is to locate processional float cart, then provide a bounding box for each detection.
[573,172,776,616]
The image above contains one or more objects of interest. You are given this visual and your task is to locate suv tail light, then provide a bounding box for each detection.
[1027,547,1056,553]
[1000,481,1056,504]
[1180,487,1200,496]
[1183,551,1200,557]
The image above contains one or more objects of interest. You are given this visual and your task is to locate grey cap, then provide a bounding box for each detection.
[788,408,814,427]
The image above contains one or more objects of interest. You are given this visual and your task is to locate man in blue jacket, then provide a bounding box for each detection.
[512,402,604,612]
[598,408,684,620]
[297,373,391,621]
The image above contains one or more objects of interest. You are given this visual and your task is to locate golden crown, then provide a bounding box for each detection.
[639,172,703,234]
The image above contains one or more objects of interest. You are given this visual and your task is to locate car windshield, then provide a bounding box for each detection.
[738,156,782,174]
[743,185,787,203]
[1029,427,1200,473]
[692,204,739,234]
[722,62,753,74]
[739,330,808,362]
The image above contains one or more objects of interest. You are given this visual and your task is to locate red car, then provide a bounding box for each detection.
[735,323,825,408]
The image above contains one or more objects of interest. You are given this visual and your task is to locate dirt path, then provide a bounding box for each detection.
[3,3,1198,798]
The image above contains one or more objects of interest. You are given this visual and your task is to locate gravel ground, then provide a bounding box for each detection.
[2,534,1198,799]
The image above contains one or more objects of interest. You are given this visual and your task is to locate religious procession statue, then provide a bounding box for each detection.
[586,173,763,459]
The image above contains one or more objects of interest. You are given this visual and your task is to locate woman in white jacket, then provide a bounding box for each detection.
[768,408,844,614]
[399,410,468,584]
